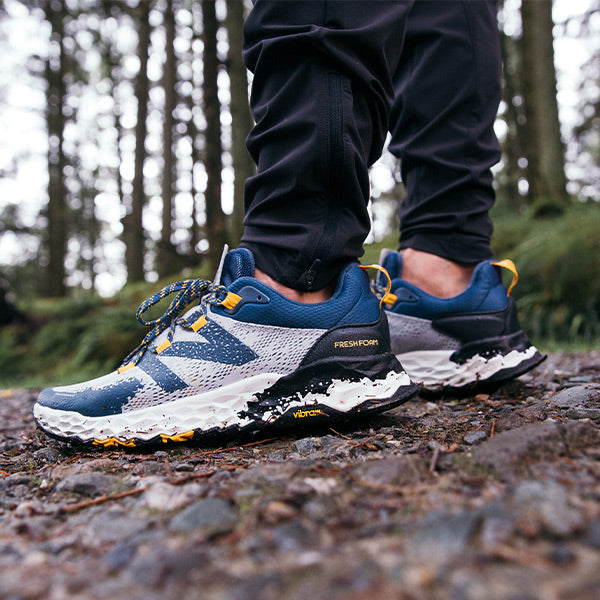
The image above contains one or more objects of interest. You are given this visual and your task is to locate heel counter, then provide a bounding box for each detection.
[300,312,393,367]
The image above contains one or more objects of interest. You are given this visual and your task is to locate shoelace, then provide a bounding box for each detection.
[120,278,228,369]
[359,264,397,307]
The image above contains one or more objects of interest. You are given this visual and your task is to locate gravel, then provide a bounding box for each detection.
[0,351,599,599]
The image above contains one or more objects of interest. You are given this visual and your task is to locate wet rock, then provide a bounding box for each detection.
[55,472,122,497]
[548,385,600,419]
[471,421,565,473]
[169,497,237,535]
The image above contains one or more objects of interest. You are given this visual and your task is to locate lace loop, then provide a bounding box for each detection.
[120,278,227,368]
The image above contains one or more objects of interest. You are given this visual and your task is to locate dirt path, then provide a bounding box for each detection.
[1,352,599,600]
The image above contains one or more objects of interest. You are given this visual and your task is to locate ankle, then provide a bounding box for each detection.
[399,248,475,298]
[254,268,333,303]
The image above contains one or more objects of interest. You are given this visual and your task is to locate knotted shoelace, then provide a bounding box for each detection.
[121,278,228,368]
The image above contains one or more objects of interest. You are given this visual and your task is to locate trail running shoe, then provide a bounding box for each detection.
[33,248,416,447]
[377,250,545,394]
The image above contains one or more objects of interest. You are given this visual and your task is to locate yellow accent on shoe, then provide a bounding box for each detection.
[220,292,242,310]
[92,437,137,448]
[491,259,519,297]
[191,315,208,331]
[118,363,135,374]
[160,430,195,443]
[382,292,397,307]
[360,264,394,307]
[156,339,172,354]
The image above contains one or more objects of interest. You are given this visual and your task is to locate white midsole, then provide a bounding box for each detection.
[397,346,538,390]
[33,370,411,442]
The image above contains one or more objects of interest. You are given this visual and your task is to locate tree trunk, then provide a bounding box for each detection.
[520,0,568,212]
[498,28,527,210]
[225,0,255,245]
[124,2,151,282]
[201,0,226,272]
[44,0,67,297]
[157,0,177,279]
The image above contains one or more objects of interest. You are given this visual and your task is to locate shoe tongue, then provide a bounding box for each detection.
[220,248,255,287]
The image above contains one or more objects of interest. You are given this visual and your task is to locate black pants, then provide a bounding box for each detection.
[241,0,501,292]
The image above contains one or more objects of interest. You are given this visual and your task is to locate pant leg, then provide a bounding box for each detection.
[389,0,502,263]
[241,0,412,291]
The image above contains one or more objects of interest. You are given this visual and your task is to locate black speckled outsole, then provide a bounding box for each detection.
[34,380,419,449]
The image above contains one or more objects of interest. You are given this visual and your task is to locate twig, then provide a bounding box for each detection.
[167,468,219,485]
[429,445,441,472]
[329,428,352,440]
[59,488,147,513]
[490,420,496,438]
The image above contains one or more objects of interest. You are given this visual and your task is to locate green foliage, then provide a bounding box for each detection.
[0,263,219,388]
[492,202,600,346]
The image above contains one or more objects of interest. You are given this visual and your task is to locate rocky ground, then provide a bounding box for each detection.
[1,352,600,600]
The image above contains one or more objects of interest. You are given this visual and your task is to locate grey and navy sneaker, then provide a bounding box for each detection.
[33,248,417,447]
[378,250,545,394]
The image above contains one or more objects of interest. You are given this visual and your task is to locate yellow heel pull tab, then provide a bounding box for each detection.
[491,259,519,297]
[221,292,242,310]
[360,264,394,308]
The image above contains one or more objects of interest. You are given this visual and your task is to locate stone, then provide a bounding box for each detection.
[103,542,137,572]
[169,497,237,534]
[471,421,565,472]
[13,500,45,518]
[86,509,148,544]
[560,419,599,453]
[300,477,338,495]
[463,430,487,445]
[291,437,323,456]
[350,455,429,487]
[55,472,121,497]
[548,385,600,419]
[406,510,481,566]
[140,481,203,511]
[270,518,320,552]
[510,480,584,538]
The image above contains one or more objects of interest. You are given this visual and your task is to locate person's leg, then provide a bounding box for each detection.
[378,0,544,392]
[241,0,413,294]
[33,1,418,446]
[389,0,501,297]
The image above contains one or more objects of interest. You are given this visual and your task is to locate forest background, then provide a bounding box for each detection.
[0,0,598,387]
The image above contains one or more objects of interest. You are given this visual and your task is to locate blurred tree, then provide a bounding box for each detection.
[201,0,226,272]
[520,0,568,213]
[157,0,178,278]
[497,23,528,211]
[123,1,151,282]
[226,0,254,244]
[43,0,67,296]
